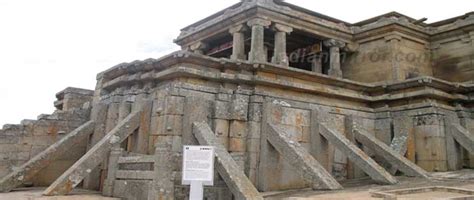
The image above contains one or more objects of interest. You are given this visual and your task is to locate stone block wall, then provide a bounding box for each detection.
[0,88,93,187]
[432,30,474,82]
[99,71,380,195]
[95,57,472,197]
[376,104,474,172]
[343,34,431,83]
[55,87,94,111]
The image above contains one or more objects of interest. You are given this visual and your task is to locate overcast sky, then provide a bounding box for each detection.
[0,0,472,126]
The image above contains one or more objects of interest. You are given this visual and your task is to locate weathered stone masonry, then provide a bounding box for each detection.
[0,0,473,199]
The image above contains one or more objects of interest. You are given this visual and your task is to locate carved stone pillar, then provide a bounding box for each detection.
[324,39,346,78]
[229,24,247,60]
[190,41,207,55]
[247,18,271,63]
[271,24,293,66]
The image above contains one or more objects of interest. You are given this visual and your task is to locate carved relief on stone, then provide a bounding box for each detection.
[413,115,443,126]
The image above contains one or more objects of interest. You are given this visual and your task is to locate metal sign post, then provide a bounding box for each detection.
[182,146,215,200]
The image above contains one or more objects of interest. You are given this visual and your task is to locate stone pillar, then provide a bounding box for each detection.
[323,39,346,78]
[190,41,207,54]
[247,18,271,63]
[312,55,323,73]
[229,24,247,60]
[271,24,293,66]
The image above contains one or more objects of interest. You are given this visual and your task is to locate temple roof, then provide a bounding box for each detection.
[180,0,472,32]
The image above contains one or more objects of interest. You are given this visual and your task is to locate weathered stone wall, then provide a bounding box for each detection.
[97,62,379,194]
[0,88,92,187]
[432,31,474,82]
[343,38,393,83]
[94,55,472,197]
[343,35,432,83]
[55,87,94,111]
[375,103,474,172]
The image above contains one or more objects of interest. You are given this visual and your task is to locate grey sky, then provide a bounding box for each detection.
[0,0,472,126]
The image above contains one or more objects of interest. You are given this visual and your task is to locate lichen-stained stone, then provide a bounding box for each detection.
[152,146,175,200]
[248,103,263,122]
[183,97,212,145]
[353,127,428,178]
[230,94,249,121]
[164,115,184,136]
[193,122,263,200]
[213,101,230,120]
[135,100,153,154]
[280,107,310,127]
[213,119,230,149]
[451,124,474,154]
[0,121,94,192]
[43,111,141,196]
[113,180,152,200]
[445,113,464,171]
[319,122,398,185]
[248,121,261,139]
[247,138,260,153]
[374,118,392,145]
[164,96,184,115]
[151,99,165,117]
[413,114,449,171]
[150,115,164,136]
[266,123,343,190]
[229,137,246,152]
[171,136,183,153]
[149,135,174,150]
[229,120,247,138]
[150,115,183,136]
[230,152,246,171]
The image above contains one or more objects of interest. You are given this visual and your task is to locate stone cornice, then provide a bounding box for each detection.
[99,51,473,105]
[175,1,474,48]
[174,1,354,47]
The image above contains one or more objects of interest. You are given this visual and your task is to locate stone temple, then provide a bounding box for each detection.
[0,0,473,199]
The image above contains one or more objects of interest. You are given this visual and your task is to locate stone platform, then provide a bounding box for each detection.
[1,171,473,199]
[0,188,118,200]
[264,169,474,199]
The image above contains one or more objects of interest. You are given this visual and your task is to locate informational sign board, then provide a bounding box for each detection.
[182,145,215,186]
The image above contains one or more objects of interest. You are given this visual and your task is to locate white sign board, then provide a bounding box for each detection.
[182,145,215,186]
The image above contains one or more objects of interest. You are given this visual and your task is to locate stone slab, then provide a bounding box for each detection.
[451,124,474,154]
[353,127,428,178]
[43,111,141,196]
[0,121,95,192]
[319,123,398,185]
[266,123,342,190]
[193,122,263,200]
